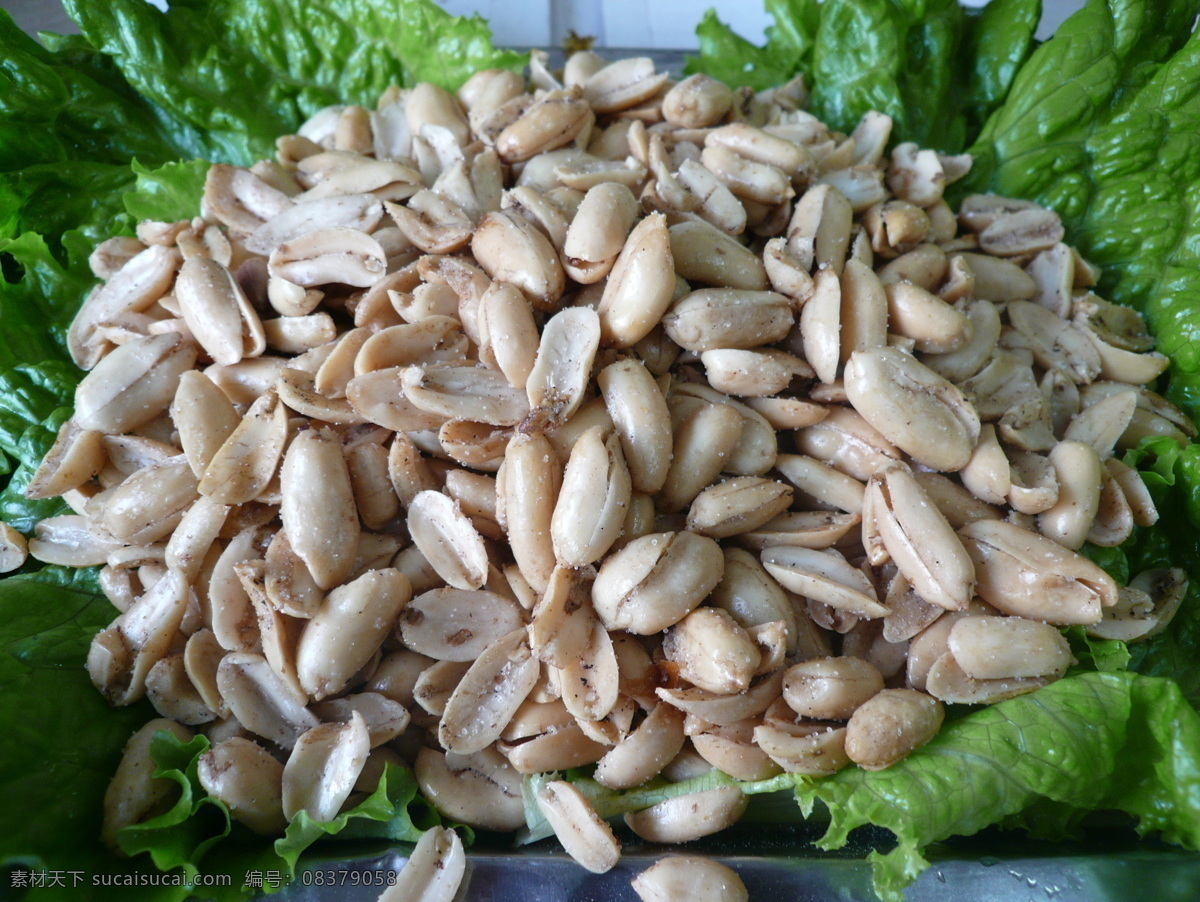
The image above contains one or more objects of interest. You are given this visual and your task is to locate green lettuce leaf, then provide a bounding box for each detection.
[685,0,1040,150]
[63,0,526,167]
[1,160,217,261]
[796,672,1200,902]
[958,0,1041,137]
[0,163,135,249]
[0,360,77,532]
[1120,438,1200,700]
[0,7,215,247]
[1066,626,1132,673]
[762,0,822,70]
[687,7,800,92]
[1107,675,1200,848]
[0,158,227,896]
[812,0,970,151]
[117,734,232,878]
[0,567,172,901]
[0,11,191,173]
[0,244,90,530]
[0,407,71,536]
[1069,543,1133,673]
[0,364,78,467]
[0,233,96,370]
[123,159,209,224]
[274,762,449,873]
[0,151,213,522]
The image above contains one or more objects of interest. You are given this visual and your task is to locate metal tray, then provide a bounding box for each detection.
[274,826,1200,901]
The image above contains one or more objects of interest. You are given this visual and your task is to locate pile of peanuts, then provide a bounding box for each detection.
[7,47,1191,900]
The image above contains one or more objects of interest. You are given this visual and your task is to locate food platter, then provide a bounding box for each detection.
[3,4,1200,902]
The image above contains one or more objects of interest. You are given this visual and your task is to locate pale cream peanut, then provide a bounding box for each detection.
[753,721,851,776]
[845,347,980,472]
[527,565,596,668]
[625,786,748,843]
[558,618,620,722]
[216,652,319,749]
[175,256,265,366]
[407,490,488,591]
[592,531,725,635]
[563,181,639,283]
[863,464,975,611]
[402,364,529,427]
[400,587,524,663]
[662,74,734,127]
[631,857,748,902]
[527,307,602,424]
[783,656,884,721]
[597,358,673,494]
[198,386,289,504]
[471,209,565,309]
[268,227,386,288]
[477,281,539,389]
[597,213,676,346]
[500,431,560,594]
[101,719,193,849]
[24,419,106,500]
[282,712,371,821]
[198,737,287,835]
[70,245,181,369]
[844,688,944,770]
[101,455,198,546]
[295,568,410,700]
[0,522,29,574]
[415,746,524,832]
[656,670,785,727]
[960,519,1117,624]
[761,546,889,619]
[551,425,632,567]
[667,607,761,695]
[686,476,793,539]
[438,628,539,754]
[669,218,768,290]
[378,826,466,902]
[280,427,360,589]
[536,780,621,874]
[74,333,197,434]
[663,288,793,353]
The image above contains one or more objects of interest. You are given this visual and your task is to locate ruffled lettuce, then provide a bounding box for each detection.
[687,0,1041,151]
[62,0,526,166]
[795,672,1200,902]
[1110,438,1200,700]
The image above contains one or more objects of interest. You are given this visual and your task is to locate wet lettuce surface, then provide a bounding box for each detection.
[2,2,1199,900]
